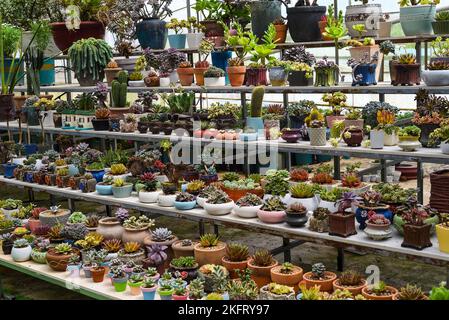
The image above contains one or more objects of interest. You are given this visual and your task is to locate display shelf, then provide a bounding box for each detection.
[1,176,448,268]
[0,254,145,300]
[13,83,449,94]
[2,122,449,164]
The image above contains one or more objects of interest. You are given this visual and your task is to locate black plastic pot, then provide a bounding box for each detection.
[418,123,439,148]
[2,241,13,255]
[287,5,326,42]
[92,119,110,131]
[288,71,313,86]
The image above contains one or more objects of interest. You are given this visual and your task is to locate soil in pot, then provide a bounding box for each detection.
[302,271,337,292]
[172,240,197,258]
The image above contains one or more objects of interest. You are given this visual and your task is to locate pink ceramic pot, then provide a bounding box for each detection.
[257,209,286,224]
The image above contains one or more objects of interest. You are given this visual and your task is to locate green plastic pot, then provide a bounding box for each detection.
[112,277,128,292]
[157,288,174,300]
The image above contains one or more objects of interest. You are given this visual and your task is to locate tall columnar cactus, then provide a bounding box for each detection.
[111,71,128,108]
[250,86,265,117]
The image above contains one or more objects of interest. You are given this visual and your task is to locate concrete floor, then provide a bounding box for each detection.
[1,161,447,299]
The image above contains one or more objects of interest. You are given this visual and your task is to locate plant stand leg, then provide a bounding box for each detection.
[105,205,112,217]
[213,224,219,237]
[0,273,14,300]
[337,247,345,272]
[49,194,57,206]
[333,156,341,180]
[380,159,387,182]
[283,238,291,263]
[198,221,205,236]
[68,198,76,212]
[417,160,424,205]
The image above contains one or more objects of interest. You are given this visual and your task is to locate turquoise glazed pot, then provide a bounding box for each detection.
[246,117,264,138]
[39,58,56,86]
[400,5,436,36]
[174,201,197,210]
[112,184,133,198]
[136,18,167,50]
[142,287,157,300]
[168,34,186,49]
[96,183,112,195]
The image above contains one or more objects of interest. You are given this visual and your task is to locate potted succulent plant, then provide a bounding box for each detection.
[193,233,227,266]
[401,203,433,251]
[272,18,287,43]
[317,188,343,213]
[174,192,197,210]
[302,263,337,292]
[157,182,178,207]
[394,284,428,300]
[328,192,359,238]
[11,238,32,262]
[260,283,296,300]
[270,262,303,291]
[285,203,309,228]
[91,108,110,131]
[333,270,367,296]
[224,23,253,87]
[398,125,422,152]
[364,213,393,241]
[68,38,113,86]
[95,176,114,196]
[111,178,133,198]
[203,66,226,86]
[247,249,278,288]
[46,243,80,271]
[391,53,421,86]
[186,17,204,49]
[177,61,194,86]
[282,46,315,87]
[355,190,392,230]
[166,18,188,49]
[268,60,290,87]
[221,243,250,279]
[257,196,287,224]
[140,278,158,300]
[309,207,330,233]
[136,172,160,203]
[287,0,326,42]
[118,241,146,265]
[432,11,449,34]
[104,60,122,86]
[122,215,153,245]
[362,281,398,300]
[204,189,234,216]
[308,120,327,147]
[110,266,128,292]
[314,57,340,87]
[234,193,264,219]
[127,274,144,296]
[128,71,144,87]
[289,182,320,212]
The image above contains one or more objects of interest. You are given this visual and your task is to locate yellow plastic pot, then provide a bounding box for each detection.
[436,224,449,253]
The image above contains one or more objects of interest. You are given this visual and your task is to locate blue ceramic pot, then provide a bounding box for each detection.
[212,51,232,85]
[112,184,133,198]
[174,201,197,210]
[24,144,38,156]
[2,163,18,178]
[246,117,264,138]
[136,18,167,50]
[39,58,56,86]
[355,205,393,230]
[352,63,377,86]
[87,169,105,183]
[96,184,112,195]
[25,171,34,183]
[168,34,186,49]
[400,5,436,36]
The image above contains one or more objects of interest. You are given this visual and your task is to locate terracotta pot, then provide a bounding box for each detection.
[193,67,208,86]
[51,21,105,52]
[177,67,194,86]
[270,265,303,292]
[91,267,106,283]
[342,127,364,147]
[402,223,432,250]
[274,24,287,43]
[325,115,346,129]
[247,258,278,288]
[193,242,227,266]
[122,227,150,245]
[302,271,337,292]
[328,213,357,238]
[221,186,264,202]
[392,63,421,86]
[332,278,367,296]
[104,68,122,85]
[97,217,124,240]
[361,285,398,300]
[227,66,246,87]
[46,248,80,272]
[222,257,249,279]
[172,240,197,258]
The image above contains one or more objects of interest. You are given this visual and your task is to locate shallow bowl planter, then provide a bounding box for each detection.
[111,184,133,198]
[422,70,449,86]
[158,194,177,207]
[288,196,318,213]
[138,190,161,203]
[257,209,286,224]
[364,222,393,241]
[204,77,225,87]
[204,201,234,216]
[174,200,197,211]
[95,183,113,195]
[233,205,262,219]
[259,285,296,300]
[39,209,71,227]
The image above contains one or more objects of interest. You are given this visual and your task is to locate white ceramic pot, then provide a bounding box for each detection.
[12,157,26,166]
[370,129,384,149]
[160,77,171,87]
[422,70,449,86]
[40,110,55,128]
[129,80,145,87]
[1,208,19,219]
[115,57,138,73]
[234,205,263,218]
[204,201,235,216]
[196,196,208,208]
[169,71,179,84]
[318,200,338,213]
[287,196,318,212]
[345,4,382,38]
[157,194,177,207]
[384,133,398,146]
[11,245,32,262]
[139,191,161,203]
[35,159,45,171]
[204,77,226,86]
[441,142,449,155]
[187,33,204,49]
